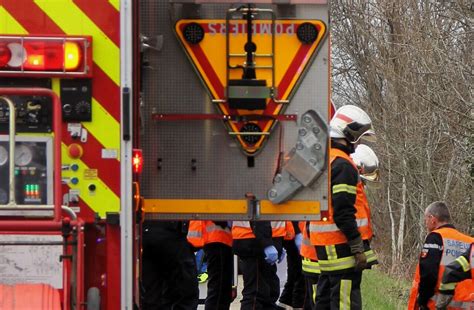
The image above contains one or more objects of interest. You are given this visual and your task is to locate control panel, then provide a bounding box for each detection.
[0,137,53,205]
[60,79,92,122]
[0,79,53,133]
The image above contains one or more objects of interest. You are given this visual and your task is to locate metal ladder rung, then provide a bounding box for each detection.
[229,53,273,57]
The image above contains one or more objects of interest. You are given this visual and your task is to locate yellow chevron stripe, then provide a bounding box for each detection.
[0,6,28,34]
[61,143,120,217]
[108,0,119,11]
[34,0,120,85]
[82,98,120,155]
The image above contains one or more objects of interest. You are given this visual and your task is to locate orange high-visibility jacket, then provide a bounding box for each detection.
[310,147,372,246]
[188,220,232,247]
[407,227,474,310]
[284,221,296,241]
[232,221,286,239]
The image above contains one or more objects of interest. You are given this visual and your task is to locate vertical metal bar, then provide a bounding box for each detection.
[76,220,85,309]
[0,96,17,206]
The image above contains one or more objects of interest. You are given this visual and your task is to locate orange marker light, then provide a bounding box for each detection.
[64,41,80,70]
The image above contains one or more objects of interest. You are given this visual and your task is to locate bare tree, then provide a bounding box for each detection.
[331,0,472,276]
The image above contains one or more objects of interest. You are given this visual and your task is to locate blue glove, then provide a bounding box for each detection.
[294,233,303,252]
[278,248,286,263]
[264,245,278,265]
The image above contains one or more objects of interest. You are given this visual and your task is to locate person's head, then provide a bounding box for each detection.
[351,144,380,184]
[424,201,451,232]
[330,105,375,146]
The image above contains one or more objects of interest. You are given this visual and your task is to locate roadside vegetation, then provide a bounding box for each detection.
[362,268,412,310]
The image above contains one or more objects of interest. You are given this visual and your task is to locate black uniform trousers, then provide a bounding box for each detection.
[303,274,319,310]
[314,271,362,310]
[141,222,199,310]
[203,242,233,310]
[240,255,280,310]
[279,239,306,308]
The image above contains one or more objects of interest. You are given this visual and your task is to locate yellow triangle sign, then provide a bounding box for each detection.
[175,19,327,155]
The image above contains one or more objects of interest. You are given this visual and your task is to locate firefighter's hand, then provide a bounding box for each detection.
[294,233,303,252]
[435,294,453,310]
[264,246,279,265]
[354,252,367,271]
[278,248,286,263]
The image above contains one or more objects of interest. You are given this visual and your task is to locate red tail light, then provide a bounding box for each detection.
[0,36,92,77]
[132,149,143,174]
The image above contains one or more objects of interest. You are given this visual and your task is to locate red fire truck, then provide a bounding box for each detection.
[0,0,329,308]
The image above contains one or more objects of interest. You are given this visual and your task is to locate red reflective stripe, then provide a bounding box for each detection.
[73,0,120,46]
[92,64,120,121]
[2,0,64,33]
[336,113,352,123]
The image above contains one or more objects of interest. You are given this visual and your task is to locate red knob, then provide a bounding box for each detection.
[68,143,83,159]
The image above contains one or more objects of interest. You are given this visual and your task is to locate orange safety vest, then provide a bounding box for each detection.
[188,220,233,247]
[299,221,320,275]
[309,147,372,246]
[407,227,474,310]
[284,221,296,241]
[204,221,233,247]
[299,221,317,261]
[232,221,286,239]
[187,220,205,248]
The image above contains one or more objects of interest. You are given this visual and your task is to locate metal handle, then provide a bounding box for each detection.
[0,96,16,206]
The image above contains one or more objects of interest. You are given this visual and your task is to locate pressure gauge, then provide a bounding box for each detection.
[14,144,33,167]
[0,145,7,166]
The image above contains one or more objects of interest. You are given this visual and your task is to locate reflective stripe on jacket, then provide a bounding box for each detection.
[272,221,286,238]
[407,228,474,310]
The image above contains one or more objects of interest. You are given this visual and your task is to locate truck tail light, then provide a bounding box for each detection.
[0,36,92,77]
[132,149,143,174]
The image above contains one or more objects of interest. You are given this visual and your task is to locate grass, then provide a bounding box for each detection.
[361,268,412,310]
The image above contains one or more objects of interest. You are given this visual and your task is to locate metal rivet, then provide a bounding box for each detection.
[274,175,282,183]
[314,144,321,150]
[313,127,320,134]
[303,116,311,123]
[298,128,307,136]
[269,190,277,198]
[296,143,304,150]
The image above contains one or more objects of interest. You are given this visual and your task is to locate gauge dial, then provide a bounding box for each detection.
[0,145,7,166]
[14,144,33,167]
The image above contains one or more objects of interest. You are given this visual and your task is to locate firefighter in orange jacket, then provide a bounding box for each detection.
[188,220,234,310]
[436,243,474,309]
[310,105,378,310]
[233,220,286,309]
[407,202,473,310]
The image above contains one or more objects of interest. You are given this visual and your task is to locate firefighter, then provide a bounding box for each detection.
[298,221,320,310]
[141,220,199,310]
[436,243,474,310]
[233,220,286,309]
[310,105,378,310]
[407,202,473,310]
[277,221,306,310]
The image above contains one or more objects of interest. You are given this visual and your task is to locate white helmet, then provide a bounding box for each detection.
[330,105,375,143]
[351,144,380,183]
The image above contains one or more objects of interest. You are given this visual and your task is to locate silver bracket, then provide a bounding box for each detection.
[267,109,328,204]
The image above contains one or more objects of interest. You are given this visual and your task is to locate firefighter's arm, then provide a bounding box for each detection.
[439,244,472,295]
[417,232,443,307]
[331,159,359,242]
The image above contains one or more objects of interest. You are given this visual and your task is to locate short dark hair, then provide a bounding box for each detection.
[426,201,451,222]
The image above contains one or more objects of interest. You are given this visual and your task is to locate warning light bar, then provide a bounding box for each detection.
[132,149,143,174]
[0,35,92,77]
